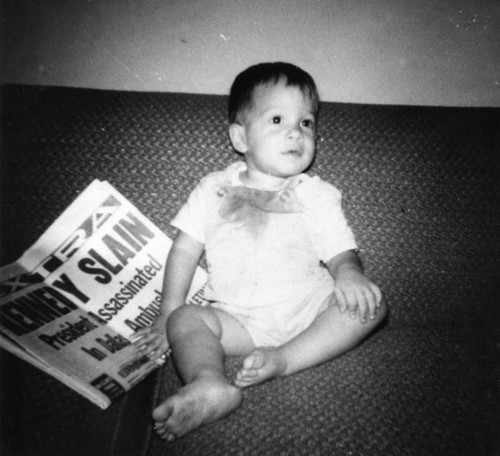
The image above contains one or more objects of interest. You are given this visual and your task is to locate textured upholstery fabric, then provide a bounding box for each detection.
[1,85,498,456]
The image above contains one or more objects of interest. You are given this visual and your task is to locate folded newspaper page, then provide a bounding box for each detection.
[0,180,206,409]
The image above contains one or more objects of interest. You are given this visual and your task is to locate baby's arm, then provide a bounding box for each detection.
[326,250,382,323]
[131,230,204,361]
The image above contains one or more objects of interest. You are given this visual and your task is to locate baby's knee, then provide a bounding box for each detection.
[339,298,387,335]
[167,305,200,340]
[167,305,221,342]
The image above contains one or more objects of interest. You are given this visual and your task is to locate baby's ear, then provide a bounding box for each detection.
[228,123,248,153]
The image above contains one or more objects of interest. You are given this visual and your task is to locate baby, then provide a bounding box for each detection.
[133,62,386,442]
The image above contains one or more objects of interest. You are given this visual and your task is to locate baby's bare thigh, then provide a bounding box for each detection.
[211,307,256,356]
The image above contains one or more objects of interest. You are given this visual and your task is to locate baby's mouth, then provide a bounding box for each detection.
[283,149,302,156]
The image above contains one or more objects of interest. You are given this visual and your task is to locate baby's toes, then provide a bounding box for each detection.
[243,349,267,370]
[235,350,268,386]
[234,372,254,388]
[154,422,169,439]
[236,367,258,381]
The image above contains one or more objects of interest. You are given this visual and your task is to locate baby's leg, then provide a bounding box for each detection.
[235,297,387,387]
[153,305,255,441]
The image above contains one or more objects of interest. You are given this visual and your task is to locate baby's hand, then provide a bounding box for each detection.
[130,317,170,363]
[333,268,382,323]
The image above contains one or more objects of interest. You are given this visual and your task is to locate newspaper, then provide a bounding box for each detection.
[0,180,206,409]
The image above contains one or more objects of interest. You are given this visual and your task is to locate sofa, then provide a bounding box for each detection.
[1,84,498,456]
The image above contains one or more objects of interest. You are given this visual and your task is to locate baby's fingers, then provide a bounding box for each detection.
[354,293,370,323]
[131,330,159,352]
[366,284,383,320]
[146,339,170,362]
[344,289,363,321]
[372,284,383,308]
[130,327,152,342]
[135,333,168,360]
[333,288,346,313]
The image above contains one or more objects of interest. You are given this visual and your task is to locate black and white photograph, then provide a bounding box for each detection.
[1,1,499,455]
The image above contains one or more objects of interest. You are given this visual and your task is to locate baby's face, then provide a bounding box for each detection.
[237,80,317,185]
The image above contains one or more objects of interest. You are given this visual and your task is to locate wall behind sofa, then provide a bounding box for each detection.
[2,0,499,106]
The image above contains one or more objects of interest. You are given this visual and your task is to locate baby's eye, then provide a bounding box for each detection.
[272,116,282,124]
[302,119,315,128]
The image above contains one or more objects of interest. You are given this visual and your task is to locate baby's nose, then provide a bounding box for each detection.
[287,124,303,139]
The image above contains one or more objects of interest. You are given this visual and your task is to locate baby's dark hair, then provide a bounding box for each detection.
[228,62,319,124]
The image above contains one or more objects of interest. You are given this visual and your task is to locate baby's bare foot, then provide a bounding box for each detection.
[234,347,287,388]
[152,377,242,441]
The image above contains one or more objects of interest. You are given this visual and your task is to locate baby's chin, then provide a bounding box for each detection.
[274,166,312,180]
[280,158,315,176]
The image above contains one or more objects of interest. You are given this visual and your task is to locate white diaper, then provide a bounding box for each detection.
[209,286,334,347]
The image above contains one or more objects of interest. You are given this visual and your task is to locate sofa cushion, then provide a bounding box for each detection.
[1,85,498,456]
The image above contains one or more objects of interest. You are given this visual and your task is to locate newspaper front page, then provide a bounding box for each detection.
[0,180,206,409]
